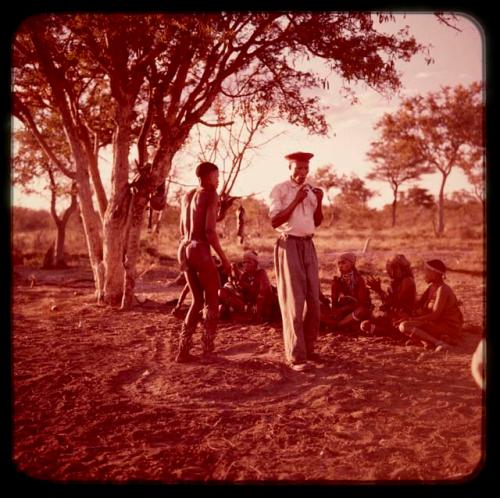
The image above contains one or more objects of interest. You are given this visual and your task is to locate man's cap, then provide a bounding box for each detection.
[425,259,447,274]
[338,252,356,264]
[195,161,219,178]
[284,151,314,162]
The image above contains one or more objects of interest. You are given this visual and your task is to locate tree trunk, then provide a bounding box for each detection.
[152,177,172,236]
[54,225,67,268]
[102,102,135,305]
[391,186,398,228]
[436,172,448,236]
[72,147,105,301]
[121,194,149,310]
[54,190,78,268]
[103,187,131,305]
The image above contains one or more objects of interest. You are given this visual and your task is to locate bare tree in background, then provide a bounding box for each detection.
[12,113,79,268]
[367,120,431,227]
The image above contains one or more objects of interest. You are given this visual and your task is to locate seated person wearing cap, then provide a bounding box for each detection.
[327,252,372,332]
[399,259,463,351]
[219,250,278,324]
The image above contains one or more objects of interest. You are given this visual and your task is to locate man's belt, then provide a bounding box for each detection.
[281,234,314,240]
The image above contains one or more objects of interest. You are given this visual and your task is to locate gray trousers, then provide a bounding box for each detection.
[274,236,320,364]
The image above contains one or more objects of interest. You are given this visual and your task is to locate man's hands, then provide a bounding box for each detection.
[312,187,323,203]
[294,185,323,205]
[294,185,309,204]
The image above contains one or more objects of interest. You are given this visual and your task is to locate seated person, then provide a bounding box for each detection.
[398,259,463,351]
[327,252,372,331]
[219,250,278,323]
[360,254,416,339]
[171,256,228,318]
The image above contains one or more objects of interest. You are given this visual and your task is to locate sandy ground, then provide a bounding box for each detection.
[11,263,485,484]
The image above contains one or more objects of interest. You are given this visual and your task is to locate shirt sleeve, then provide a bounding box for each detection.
[269,183,284,218]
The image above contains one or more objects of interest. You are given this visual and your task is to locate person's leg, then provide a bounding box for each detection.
[197,252,221,355]
[274,238,307,365]
[172,283,190,317]
[176,268,204,362]
[399,321,448,349]
[303,240,320,357]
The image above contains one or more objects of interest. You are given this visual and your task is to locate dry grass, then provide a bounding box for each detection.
[12,202,485,277]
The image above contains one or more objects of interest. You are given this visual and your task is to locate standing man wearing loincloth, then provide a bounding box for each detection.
[175,162,231,362]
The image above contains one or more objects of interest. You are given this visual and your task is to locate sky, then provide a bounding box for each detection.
[12,13,484,211]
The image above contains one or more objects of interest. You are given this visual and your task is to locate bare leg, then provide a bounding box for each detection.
[172,284,190,317]
[399,321,449,350]
[176,269,204,362]
[197,261,220,355]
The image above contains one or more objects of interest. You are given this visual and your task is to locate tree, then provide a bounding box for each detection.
[12,13,431,307]
[312,164,342,226]
[462,159,485,207]
[194,78,285,226]
[403,186,435,209]
[336,174,376,206]
[367,116,432,226]
[383,82,483,235]
[12,122,78,268]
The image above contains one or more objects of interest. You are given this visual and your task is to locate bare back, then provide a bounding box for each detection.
[180,187,218,243]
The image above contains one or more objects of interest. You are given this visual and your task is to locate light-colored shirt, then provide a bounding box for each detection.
[269,179,318,236]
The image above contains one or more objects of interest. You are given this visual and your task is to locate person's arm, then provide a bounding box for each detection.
[205,190,231,275]
[398,278,416,316]
[412,285,448,323]
[331,276,341,309]
[366,276,387,302]
[357,276,371,307]
[270,186,308,229]
[179,193,187,239]
[312,187,324,227]
[471,339,486,390]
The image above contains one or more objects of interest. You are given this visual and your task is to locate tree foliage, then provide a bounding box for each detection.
[401,186,435,209]
[368,82,483,234]
[12,12,430,305]
[367,112,433,226]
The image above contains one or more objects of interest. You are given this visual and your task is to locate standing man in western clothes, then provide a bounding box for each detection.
[269,152,324,371]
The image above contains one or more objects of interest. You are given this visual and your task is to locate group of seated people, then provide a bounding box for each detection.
[326,251,463,351]
[172,249,464,351]
[171,250,280,324]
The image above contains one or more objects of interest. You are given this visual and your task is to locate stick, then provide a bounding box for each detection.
[362,237,371,254]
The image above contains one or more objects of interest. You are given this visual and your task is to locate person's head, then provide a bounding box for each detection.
[196,162,219,188]
[285,151,314,185]
[423,259,446,283]
[337,252,356,274]
[242,250,259,272]
[386,254,412,279]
